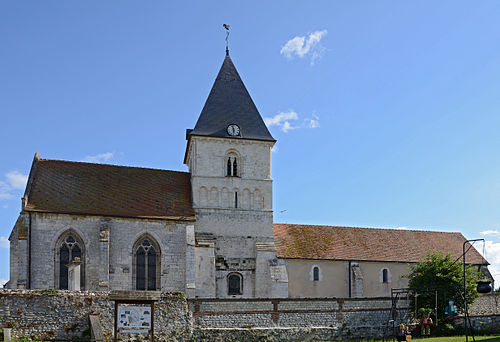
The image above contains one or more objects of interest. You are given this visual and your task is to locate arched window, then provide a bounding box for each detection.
[382,268,389,283]
[56,232,84,290]
[134,237,161,291]
[225,151,240,177]
[313,266,320,281]
[232,159,237,176]
[227,272,243,295]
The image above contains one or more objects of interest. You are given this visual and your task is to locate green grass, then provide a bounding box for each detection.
[412,338,500,342]
[375,337,500,342]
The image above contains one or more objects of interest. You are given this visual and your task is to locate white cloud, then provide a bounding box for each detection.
[0,181,13,200]
[481,230,500,236]
[6,171,28,190]
[0,171,28,201]
[0,278,7,288]
[395,227,408,230]
[0,236,8,249]
[481,240,500,289]
[83,152,114,164]
[264,111,320,133]
[265,111,299,133]
[305,115,320,129]
[280,30,327,65]
[271,145,279,153]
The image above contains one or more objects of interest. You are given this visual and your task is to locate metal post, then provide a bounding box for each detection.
[435,290,438,327]
[464,239,484,342]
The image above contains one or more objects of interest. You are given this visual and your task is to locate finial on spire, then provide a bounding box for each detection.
[223,24,230,56]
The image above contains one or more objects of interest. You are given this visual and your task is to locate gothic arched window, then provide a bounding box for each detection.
[134,237,161,291]
[227,272,243,295]
[56,232,84,290]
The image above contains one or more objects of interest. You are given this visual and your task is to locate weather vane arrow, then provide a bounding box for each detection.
[223,24,230,56]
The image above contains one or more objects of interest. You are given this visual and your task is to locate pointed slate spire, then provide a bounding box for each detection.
[189,54,275,142]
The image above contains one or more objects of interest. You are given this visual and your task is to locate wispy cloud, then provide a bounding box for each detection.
[0,181,13,200]
[0,236,8,249]
[280,30,327,65]
[6,171,28,190]
[305,115,320,129]
[481,240,500,289]
[83,152,114,164]
[481,230,500,236]
[0,278,7,288]
[395,227,408,230]
[265,111,299,133]
[0,171,28,201]
[264,111,320,133]
[271,145,279,154]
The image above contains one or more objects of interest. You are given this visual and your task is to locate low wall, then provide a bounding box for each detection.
[0,289,427,341]
[189,297,410,339]
[0,290,191,341]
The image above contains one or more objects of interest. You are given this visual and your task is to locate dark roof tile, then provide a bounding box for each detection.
[189,55,275,142]
[25,159,194,220]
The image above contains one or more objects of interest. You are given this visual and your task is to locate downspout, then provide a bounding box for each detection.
[28,212,32,289]
[348,261,351,298]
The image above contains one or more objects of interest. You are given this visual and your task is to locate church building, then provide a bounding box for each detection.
[7,50,490,298]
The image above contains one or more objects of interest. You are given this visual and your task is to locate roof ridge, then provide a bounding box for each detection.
[38,158,190,175]
[274,223,461,234]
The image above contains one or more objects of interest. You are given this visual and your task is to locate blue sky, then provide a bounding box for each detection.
[1,1,500,287]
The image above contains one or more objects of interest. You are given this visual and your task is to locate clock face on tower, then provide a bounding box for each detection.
[227,124,240,136]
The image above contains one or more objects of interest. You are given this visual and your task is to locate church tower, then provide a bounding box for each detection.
[184,51,287,298]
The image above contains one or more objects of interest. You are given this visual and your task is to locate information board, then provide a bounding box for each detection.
[117,304,152,334]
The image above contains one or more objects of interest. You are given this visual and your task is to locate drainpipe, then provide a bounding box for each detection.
[28,212,32,289]
[348,261,351,298]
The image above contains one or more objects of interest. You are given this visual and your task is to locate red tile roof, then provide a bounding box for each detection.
[274,223,487,264]
[24,159,194,220]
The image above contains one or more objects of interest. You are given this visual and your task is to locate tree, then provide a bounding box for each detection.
[406,252,482,322]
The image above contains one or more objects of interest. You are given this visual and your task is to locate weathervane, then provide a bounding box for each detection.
[223,24,230,56]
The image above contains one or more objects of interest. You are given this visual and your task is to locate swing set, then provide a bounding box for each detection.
[382,238,491,342]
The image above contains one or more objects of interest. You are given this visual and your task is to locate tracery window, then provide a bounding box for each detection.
[57,232,84,290]
[134,237,161,291]
[227,272,243,295]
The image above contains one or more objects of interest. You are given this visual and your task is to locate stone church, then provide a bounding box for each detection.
[7,50,490,298]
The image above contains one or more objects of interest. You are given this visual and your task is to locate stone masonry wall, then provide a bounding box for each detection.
[0,290,191,341]
[17,212,190,292]
[190,297,410,340]
[4,290,496,341]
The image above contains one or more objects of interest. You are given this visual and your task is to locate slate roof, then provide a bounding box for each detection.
[23,157,194,220]
[188,53,275,142]
[274,223,487,264]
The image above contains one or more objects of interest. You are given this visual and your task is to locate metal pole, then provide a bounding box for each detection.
[463,239,484,342]
[435,290,438,327]
[464,240,468,342]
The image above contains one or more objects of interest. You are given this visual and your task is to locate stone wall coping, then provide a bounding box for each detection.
[188,296,393,303]
[109,290,161,301]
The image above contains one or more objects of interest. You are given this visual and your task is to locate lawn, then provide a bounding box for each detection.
[381,337,500,342]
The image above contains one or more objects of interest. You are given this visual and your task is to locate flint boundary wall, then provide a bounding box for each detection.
[464,293,500,333]
[0,290,191,341]
[0,289,417,341]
